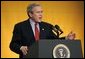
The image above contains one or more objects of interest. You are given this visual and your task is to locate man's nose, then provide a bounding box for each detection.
[39,13,42,17]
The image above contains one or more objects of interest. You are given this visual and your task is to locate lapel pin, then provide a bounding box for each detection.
[42,28,44,30]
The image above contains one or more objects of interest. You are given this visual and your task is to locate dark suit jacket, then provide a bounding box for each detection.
[10,19,64,58]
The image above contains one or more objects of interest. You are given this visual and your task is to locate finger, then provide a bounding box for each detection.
[69,35,75,40]
[73,33,76,38]
[24,49,28,55]
[25,46,28,51]
[24,47,28,54]
[22,50,26,55]
[22,47,28,55]
[22,49,27,55]
[69,32,75,36]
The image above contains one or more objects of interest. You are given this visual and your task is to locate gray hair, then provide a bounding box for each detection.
[27,3,41,17]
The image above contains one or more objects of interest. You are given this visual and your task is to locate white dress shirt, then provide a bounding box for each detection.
[29,19,40,36]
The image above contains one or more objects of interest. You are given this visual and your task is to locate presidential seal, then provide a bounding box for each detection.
[53,44,70,58]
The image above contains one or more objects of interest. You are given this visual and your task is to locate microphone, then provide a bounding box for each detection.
[55,25,63,35]
[52,24,63,38]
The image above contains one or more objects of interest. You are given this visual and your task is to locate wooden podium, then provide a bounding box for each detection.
[23,39,83,58]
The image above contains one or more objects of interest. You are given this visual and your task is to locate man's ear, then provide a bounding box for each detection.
[29,12,32,17]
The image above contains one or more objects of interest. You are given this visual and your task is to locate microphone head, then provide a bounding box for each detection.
[55,25,63,34]
[55,25,60,30]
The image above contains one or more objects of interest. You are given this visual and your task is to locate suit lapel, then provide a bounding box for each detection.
[27,20,35,41]
[39,22,46,39]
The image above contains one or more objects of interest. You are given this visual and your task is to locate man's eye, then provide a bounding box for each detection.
[41,11,43,13]
[36,11,40,13]
[36,11,43,13]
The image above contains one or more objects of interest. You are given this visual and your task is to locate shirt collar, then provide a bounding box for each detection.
[29,18,36,26]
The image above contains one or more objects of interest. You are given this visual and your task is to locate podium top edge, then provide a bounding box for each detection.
[39,39,81,41]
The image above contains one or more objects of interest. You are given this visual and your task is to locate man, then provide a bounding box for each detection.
[10,3,75,58]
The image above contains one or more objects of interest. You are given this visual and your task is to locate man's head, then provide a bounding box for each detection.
[27,3,43,22]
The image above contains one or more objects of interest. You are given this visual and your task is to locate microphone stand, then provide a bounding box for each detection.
[56,31,59,38]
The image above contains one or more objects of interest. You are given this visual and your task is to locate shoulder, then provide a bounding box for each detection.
[40,21,53,28]
[14,19,29,28]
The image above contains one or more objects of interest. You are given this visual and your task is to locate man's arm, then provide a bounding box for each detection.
[9,24,22,54]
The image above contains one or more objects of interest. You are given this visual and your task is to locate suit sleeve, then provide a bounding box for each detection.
[9,24,22,54]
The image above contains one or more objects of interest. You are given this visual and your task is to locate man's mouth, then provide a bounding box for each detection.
[39,17,42,19]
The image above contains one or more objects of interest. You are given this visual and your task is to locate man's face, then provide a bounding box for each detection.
[30,6,43,22]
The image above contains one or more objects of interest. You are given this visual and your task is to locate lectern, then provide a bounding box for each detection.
[23,39,83,58]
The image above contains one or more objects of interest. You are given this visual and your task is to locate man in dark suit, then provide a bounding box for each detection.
[10,3,75,58]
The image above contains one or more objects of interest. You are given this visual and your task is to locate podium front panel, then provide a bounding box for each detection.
[23,39,83,58]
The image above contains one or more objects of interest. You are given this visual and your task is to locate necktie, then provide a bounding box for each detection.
[35,23,40,41]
